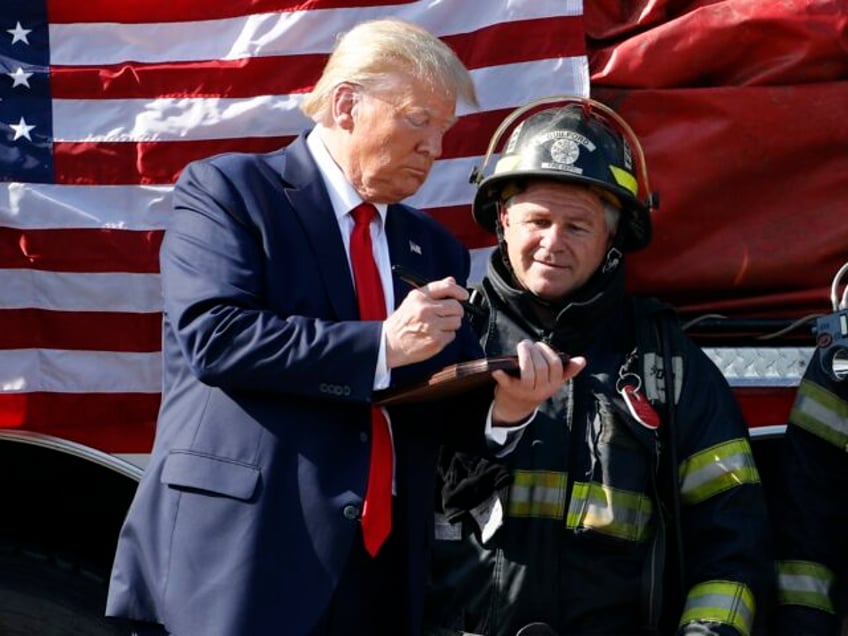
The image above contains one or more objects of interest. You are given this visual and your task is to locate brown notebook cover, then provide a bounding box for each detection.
[374,353,569,406]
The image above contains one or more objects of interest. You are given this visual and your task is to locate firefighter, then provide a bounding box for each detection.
[774,340,848,635]
[423,97,772,636]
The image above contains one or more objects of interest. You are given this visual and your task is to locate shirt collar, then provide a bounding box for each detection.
[305,126,388,226]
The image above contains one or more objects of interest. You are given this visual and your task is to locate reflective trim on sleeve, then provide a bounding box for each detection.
[777,560,836,613]
[679,438,760,505]
[507,470,567,519]
[790,378,848,451]
[679,580,755,636]
[565,481,654,542]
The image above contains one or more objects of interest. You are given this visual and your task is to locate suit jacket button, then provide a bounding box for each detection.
[343,504,361,520]
[359,431,368,443]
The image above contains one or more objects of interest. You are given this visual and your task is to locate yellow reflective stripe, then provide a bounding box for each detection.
[680,580,755,636]
[609,165,638,195]
[565,481,653,542]
[507,470,567,519]
[790,379,848,451]
[777,560,836,613]
[679,438,760,505]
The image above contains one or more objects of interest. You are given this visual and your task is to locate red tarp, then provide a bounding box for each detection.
[586,0,848,319]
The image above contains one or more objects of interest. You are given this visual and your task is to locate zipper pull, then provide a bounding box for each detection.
[619,383,661,430]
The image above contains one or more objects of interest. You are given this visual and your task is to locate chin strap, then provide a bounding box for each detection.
[494,210,514,277]
[602,246,623,274]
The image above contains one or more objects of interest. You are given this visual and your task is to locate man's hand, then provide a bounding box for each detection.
[491,340,586,426]
[384,277,468,369]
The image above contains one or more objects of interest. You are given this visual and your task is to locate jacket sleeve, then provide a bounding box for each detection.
[673,339,772,636]
[773,351,848,636]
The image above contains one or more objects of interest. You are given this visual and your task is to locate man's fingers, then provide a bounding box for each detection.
[403,287,464,321]
[515,339,564,386]
[418,276,468,302]
[564,356,587,380]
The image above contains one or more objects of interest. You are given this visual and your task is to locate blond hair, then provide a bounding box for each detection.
[300,18,477,122]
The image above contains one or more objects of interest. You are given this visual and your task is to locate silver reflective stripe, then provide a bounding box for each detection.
[642,352,683,405]
[679,438,760,505]
[777,560,836,613]
[566,481,653,542]
[507,470,567,519]
[680,580,755,636]
[791,379,848,451]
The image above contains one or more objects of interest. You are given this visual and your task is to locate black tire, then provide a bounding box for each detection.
[0,546,127,636]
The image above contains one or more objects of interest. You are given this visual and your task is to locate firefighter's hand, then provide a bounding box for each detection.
[491,340,585,426]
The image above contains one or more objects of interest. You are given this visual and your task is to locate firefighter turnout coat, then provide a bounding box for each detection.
[775,347,848,635]
[425,253,771,636]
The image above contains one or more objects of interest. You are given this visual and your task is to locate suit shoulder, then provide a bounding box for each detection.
[179,148,286,183]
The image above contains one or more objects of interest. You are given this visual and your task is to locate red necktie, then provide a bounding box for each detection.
[349,202,393,556]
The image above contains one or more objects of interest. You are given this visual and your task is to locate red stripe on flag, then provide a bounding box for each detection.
[443,108,523,166]
[50,17,584,100]
[47,0,410,24]
[0,228,163,273]
[428,204,497,251]
[0,392,158,454]
[51,55,325,100]
[0,309,162,352]
[443,17,585,69]
[54,138,294,186]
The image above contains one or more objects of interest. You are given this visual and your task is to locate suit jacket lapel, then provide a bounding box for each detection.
[385,204,428,312]
[282,135,358,320]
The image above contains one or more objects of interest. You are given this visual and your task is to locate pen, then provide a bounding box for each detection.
[391,264,488,320]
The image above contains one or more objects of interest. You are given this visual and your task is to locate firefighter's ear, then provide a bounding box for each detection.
[496,200,509,229]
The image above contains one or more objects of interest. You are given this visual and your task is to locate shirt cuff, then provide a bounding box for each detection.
[484,402,535,456]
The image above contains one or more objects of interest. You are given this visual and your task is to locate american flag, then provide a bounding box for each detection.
[0,1,589,453]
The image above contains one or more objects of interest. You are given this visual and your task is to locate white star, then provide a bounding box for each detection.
[8,67,33,88]
[7,22,32,45]
[9,117,35,141]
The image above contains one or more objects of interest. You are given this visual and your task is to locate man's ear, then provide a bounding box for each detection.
[332,83,358,131]
[497,201,509,228]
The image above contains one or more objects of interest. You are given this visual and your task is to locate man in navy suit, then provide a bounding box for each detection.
[106,18,585,636]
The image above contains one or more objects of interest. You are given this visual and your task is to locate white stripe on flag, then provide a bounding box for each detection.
[1,183,172,230]
[1,350,162,394]
[0,270,162,313]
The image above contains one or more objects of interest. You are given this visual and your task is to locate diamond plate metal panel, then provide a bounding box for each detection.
[703,347,815,387]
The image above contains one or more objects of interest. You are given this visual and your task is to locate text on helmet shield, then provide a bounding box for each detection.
[535,130,595,173]
[533,130,596,152]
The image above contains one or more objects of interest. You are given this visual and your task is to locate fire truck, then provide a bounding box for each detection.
[1,1,845,633]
